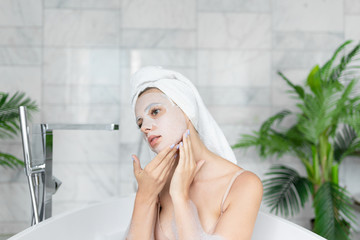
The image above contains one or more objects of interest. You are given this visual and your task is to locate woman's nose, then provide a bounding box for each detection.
[141,125,151,134]
[140,119,153,133]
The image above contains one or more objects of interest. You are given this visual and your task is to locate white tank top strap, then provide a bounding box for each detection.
[220,169,246,213]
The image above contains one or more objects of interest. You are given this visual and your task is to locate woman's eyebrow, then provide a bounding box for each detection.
[136,103,163,121]
[144,103,161,113]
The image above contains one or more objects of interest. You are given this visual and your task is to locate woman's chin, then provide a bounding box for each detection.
[153,142,170,154]
[152,148,160,154]
[152,144,163,154]
[151,137,182,154]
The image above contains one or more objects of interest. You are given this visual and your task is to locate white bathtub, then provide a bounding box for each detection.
[9,194,325,240]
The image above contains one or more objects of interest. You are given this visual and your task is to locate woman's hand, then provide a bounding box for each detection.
[132,144,178,201]
[169,129,206,201]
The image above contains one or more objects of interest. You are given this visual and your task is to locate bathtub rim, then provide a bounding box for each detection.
[8,194,136,240]
[8,193,325,240]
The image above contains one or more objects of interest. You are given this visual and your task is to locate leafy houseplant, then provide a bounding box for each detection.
[0,92,38,168]
[233,40,360,240]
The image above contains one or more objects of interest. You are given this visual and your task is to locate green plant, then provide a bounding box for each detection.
[0,91,38,168]
[233,40,360,240]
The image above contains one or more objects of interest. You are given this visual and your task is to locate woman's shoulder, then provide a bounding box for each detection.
[235,170,262,189]
[218,155,260,182]
[213,160,263,213]
[226,169,263,204]
[214,156,262,194]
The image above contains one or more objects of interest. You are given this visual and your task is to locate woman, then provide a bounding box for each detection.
[126,66,262,240]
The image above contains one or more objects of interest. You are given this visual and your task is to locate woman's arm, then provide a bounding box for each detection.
[127,145,178,240]
[126,193,158,239]
[212,171,263,240]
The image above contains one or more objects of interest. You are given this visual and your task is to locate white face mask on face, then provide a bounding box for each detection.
[135,91,188,153]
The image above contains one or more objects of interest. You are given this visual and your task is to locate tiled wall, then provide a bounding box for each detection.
[0,0,359,236]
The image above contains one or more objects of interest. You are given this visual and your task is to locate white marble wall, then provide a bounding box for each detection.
[0,0,359,236]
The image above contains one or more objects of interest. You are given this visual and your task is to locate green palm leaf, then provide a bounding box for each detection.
[284,125,312,159]
[307,65,323,96]
[259,110,291,135]
[232,133,259,149]
[334,125,360,163]
[232,110,293,158]
[329,41,360,83]
[344,109,360,137]
[0,91,38,168]
[0,91,38,139]
[328,79,357,137]
[321,40,353,82]
[313,182,356,240]
[263,165,312,217]
[0,153,24,168]
[296,77,355,144]
[296,92,336,144]
[278,71,305,99]
[233,131,292,158]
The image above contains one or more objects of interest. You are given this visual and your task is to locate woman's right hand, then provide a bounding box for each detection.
[132,144,178,201]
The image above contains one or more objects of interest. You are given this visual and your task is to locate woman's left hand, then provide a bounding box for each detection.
[169,129,206,201]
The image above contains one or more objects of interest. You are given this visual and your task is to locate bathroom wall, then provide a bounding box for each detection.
[0,0,359,236]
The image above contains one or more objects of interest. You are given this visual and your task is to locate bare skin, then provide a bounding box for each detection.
[128,88,263,240]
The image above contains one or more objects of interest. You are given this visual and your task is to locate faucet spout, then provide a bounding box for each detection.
[19,105,119,226]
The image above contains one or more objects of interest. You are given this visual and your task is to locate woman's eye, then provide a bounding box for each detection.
[151,108,160,116]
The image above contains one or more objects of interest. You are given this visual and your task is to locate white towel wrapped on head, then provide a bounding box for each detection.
[130,66,236,164]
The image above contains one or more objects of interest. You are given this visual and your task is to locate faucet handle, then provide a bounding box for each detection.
[47,176,62,195]
[53,176,62,193]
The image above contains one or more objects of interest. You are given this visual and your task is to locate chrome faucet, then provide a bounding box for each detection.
[19,106,119,225]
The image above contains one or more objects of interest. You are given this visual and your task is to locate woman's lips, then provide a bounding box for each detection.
[148,135,161,148]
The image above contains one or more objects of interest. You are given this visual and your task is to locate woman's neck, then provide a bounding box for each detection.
[163,128,217,188]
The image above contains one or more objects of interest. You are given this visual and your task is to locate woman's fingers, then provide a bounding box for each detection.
[159,151,178,180]
[132,154,142,176]
[147,144,176,171]
[182,129,192,168]
[154,145,178,174]
[186,129,191,167]
[178,140,185,168]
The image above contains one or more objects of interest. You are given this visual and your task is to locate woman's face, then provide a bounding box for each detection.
[135,89,188,153]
